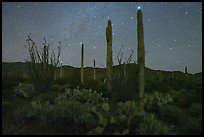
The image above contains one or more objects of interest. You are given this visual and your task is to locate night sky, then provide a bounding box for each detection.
[2,2,202,74]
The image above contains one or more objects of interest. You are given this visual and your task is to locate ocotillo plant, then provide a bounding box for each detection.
[137,9,145,99]
[93,59,96,80]
[81,43,84,84]
[25,35,61,92]
[106,20,113,92]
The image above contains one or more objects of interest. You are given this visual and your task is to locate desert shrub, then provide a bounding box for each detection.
[2,79,19,90]
[88,100,144,135]
[143,92,173,112]
[158,104,184,125]
[80,80,103,93]
[187,103,202,117]
[24,88,109,134]
[49,84,70,93]
[109,101,144,135]
[137,113,173,135]
[14,83,36,98]
[171,89,201,108]
[179,117,202,135]
[23,89,148,135]
[63,88,108,104]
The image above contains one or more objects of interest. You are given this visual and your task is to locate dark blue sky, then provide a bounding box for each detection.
[2,2,202,73]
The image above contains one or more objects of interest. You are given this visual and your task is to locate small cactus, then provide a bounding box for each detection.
[93,59,96,80]
[60,61,63,78]
[185,66,188,74]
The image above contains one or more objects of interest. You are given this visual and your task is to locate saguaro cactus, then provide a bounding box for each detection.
[185,66,188,74]
[81,43,84,84]
[137,9,145,99]
[106,20,113,92]
[93,60,96,80]
[60,61,63,78]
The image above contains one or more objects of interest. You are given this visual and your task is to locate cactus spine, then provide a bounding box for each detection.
[106,20,113,92]
[93,59,96,80]
[137,9,145,99]
[81,43,84,84]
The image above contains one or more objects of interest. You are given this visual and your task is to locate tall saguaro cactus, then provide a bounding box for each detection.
[93,59,96,80]
[106,20,113,92]
[81,43,84,84]
[137,9,145,99]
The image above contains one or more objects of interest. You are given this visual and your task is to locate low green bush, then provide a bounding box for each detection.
[137,113,173,135]
[158,105,184,125]
[143,92,173,112]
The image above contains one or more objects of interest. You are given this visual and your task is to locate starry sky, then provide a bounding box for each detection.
[2,2,202,74]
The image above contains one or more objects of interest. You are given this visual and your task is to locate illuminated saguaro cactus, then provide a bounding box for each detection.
[137,9,145,99]
[106,20,113,92]
[81,43,84,84]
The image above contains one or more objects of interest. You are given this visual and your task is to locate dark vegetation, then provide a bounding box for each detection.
[2,61,202,135]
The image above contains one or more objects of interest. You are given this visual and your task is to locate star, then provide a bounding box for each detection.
[93,46,96,49]
[174,39,177,42]
[169,47,173,50]
[148,18,151,22]
[185,11,188,15]
[131,16,134,19]
[138,6,141,10]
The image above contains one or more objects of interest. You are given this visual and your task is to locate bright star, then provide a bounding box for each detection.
[148,18,151,22]
[138,6,141,10]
